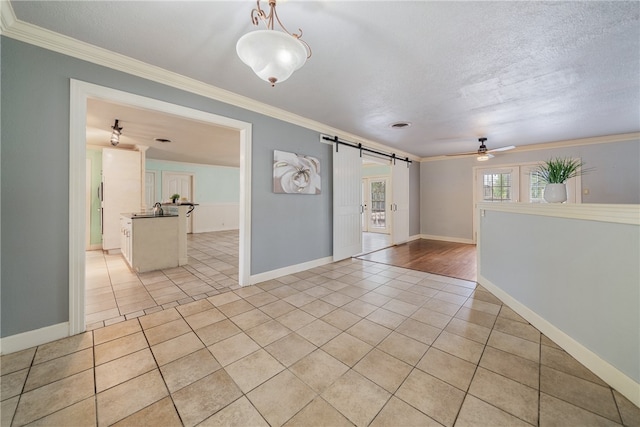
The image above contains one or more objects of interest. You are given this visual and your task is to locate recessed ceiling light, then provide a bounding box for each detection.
[389,121,411,129]
[154,138,172,143]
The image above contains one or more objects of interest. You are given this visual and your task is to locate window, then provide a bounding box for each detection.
[529,170,546,203]
[482,173,513,202]
[473,161,583,242]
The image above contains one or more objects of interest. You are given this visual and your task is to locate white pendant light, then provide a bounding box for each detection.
[236,0,311,87]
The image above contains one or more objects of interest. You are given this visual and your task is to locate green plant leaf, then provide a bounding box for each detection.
[535,157,590,184]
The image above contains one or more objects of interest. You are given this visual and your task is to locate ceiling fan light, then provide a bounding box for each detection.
[477,154,491,161]
[237,30,307,86]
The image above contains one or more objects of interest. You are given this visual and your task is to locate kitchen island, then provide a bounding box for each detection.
[120,212,179,273]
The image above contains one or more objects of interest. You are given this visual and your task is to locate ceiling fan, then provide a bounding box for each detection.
[447,138,516,161]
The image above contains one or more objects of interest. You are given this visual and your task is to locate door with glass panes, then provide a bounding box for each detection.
[473,167,519,243]
[362,177,390,234]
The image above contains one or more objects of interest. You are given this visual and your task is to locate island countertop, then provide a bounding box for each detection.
[120,212,179,219]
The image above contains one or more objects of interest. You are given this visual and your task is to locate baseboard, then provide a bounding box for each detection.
[478,273,640,408]
[408,234,421,242]
[193,226,239,233]
[0,322,69,355]
[421,234,475,244]
[248,256,334,286]
[86,244,102,251]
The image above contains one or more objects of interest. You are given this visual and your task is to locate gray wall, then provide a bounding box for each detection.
[1,37,332,336]
[421,138,640,240]
[0,37,420,337]
[480,210,640,383]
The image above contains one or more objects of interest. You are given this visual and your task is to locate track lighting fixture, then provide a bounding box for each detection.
[110,119,122,146]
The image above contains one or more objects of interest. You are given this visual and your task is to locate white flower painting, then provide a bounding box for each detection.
[273,150,321,195]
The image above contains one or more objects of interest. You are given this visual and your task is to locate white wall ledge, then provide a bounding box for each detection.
[477,202,640,226]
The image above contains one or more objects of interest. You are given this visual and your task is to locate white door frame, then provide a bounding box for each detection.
[69,79,252,334]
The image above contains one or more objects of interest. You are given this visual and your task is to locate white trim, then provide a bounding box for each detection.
[69,81,86,336]
[420,234,475,245]
[248,256,334,286]
[477,202,640,226]
[69,80,252,337]
[421,132,640,162]
[146,157,240,170]
[0,323,69,355]
[477,273,640,408]
[0,0,17,34]
[0,4,415,163]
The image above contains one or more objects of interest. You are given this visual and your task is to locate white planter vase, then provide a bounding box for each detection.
[544,183,567,203]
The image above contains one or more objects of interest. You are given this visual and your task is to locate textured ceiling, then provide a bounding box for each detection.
[9,1,640,159]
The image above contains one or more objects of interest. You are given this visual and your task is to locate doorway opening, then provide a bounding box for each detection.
[360,157,392,254]
[70,80,252,334]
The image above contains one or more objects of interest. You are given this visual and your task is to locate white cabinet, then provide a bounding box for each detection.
[102,148,141,251]
[120,215,179,273]
[120,217,133,266]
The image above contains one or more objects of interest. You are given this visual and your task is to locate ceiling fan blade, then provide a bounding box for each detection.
[445,151,479,156]
[487,145,516,153]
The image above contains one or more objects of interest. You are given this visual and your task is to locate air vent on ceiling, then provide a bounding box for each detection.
[389,121,411,129]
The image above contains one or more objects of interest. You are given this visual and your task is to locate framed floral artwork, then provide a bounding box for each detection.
[273,150,321,194]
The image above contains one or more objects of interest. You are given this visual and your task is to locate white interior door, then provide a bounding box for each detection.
[162,172,194,232]
[391,162,410,245]
[162,172,192,203]
[333,145,362,261]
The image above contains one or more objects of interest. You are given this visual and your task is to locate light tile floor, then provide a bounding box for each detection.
[85,231,240,328]
[2,256,639,426]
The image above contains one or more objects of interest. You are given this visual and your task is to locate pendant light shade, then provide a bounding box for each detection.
[236,0,311,87]
[236,30,308,87]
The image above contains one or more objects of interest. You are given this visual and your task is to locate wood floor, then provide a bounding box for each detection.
[357,239,477,282]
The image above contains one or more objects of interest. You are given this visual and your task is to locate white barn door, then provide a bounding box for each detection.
[333,144,362,261]
[391,161,410,245]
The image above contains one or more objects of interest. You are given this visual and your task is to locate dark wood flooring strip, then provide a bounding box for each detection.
[356,239,477,282]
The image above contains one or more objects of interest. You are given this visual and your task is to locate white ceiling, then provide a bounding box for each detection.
[87,98,240,167]
[9,1,640,160]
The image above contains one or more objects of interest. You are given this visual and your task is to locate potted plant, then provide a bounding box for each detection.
[535,157,588,203]
[170,193,180,204]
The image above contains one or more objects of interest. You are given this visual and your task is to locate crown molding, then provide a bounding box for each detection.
[0,0,16,34]
[420,132,640,163]
[0,1,417,162]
